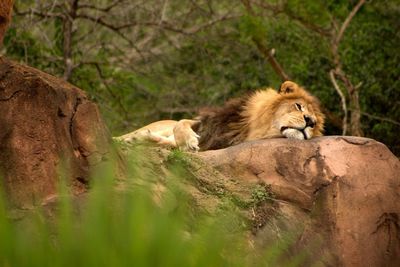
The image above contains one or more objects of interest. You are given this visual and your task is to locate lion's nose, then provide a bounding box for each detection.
[304,115,315,128]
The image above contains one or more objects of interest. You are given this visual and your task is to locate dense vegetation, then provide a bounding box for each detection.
[4,0,400,154]
[0,146,307,267]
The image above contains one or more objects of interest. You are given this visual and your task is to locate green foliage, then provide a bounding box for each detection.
[4,0,400,154]
[0,149,307,267]
[251,184,274,207]
[340,2,400,152]
[239,15,268,43]
[167,149,192,167]
[4,28,54,70]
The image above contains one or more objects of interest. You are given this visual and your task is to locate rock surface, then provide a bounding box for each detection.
[0,57,111,209]
[197,136,400,267]
[0,0,13,45]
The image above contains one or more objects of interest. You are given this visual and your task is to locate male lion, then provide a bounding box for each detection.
[115,81,325,151]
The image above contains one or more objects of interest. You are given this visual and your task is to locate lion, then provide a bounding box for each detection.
[115,81,325,151]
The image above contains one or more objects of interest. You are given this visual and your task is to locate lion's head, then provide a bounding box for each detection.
[244,81,325,141]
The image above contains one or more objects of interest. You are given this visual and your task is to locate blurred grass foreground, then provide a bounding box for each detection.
[0,144,306,267]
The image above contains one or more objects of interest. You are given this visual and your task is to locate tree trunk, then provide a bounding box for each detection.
[62,0,79,81]
[350,89,363,136]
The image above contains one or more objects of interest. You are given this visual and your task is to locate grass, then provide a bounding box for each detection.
[0,146,307,267]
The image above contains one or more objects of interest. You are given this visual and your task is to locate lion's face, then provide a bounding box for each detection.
[244,81,324,142]
[274,99,319,140]
[271,81,324,140]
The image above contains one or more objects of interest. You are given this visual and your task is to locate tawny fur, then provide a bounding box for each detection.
[173,119,200,151]
[114,120,177,147]
[115,81,325,152]
[115,119,200,151]
[195,81,325,150]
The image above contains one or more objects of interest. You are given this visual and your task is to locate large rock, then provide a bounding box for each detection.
[0,0,13,45]
[198,136,400,267]
[0,57,111,209]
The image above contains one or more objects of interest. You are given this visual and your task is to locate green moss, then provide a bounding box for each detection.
[251,184,275,207]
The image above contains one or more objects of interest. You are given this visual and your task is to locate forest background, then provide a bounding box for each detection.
[4,0,399,155]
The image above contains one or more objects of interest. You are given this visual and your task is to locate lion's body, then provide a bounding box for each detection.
[116,81,325,151]
[115,119,200,151]
[117,120,177,142]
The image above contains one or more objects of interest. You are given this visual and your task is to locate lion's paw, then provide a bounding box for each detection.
[281,128,305,140]
[174,120,200,152]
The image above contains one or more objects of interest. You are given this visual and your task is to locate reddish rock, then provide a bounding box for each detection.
[198,136,400,266]
[0,57,111,209]
[0,0,13,45]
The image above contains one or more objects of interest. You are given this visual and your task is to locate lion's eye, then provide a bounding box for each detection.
[295,103,302,111]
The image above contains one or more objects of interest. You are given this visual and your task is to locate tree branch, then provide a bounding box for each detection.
[79,61,129,120]
[13,5,64,19]
[78,0,126,12]
[253,42,290,81]
[359,112,400,127]
[241,0,290,81]
[329,0,366,136]
[329,70,348,135]
[332,0,366,62]
[335,0,366,48]
[251,0,331,37]
[76,13,138,31]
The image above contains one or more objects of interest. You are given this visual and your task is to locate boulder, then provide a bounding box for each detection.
[0,0,13,45]
[0,57,112,209]
[197,136,400,267]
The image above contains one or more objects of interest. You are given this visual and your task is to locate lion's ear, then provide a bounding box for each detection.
[278,81,299,94]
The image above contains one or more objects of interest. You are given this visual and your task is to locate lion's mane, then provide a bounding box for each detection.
[194,81,325,150]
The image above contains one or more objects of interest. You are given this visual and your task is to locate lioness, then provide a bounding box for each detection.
[115,81,325,151]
